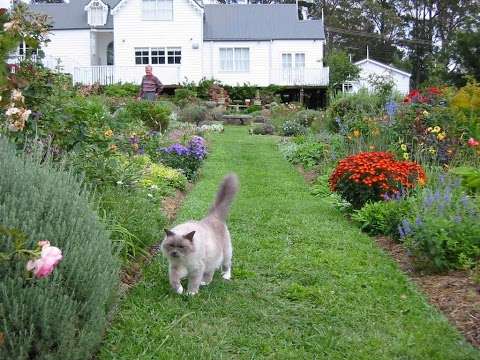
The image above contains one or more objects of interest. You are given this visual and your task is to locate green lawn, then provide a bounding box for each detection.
[99,126,478,359]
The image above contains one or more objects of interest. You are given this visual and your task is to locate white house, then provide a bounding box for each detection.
[9,0,329,90]
[343,57,411,95]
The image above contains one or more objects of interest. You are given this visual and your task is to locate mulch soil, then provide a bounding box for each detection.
[375,236,480,348]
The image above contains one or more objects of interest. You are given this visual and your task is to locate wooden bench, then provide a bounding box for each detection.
[222,114,253,125]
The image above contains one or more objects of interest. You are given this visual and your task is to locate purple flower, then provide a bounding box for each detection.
[159,143,190,156]
[415,216,423,226]
[385,101,398,117]
[129,135,140,144]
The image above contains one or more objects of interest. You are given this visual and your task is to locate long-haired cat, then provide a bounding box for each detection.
[161,173,239,295]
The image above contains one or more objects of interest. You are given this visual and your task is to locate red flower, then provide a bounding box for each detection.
[329,151,426,208]
[467,138,479,147]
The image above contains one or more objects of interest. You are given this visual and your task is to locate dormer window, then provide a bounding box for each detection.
[143,0,173,21]
[85,0,109,27]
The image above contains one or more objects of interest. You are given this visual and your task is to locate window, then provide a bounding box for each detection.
[219,48,249,72]
[134,47,181,65]
[342,82,353,93]
[295,53,305,69]
[283,53,305,69]
[167,47,181,64]
[86,0,108,27]
[142,0,173,21]
[282,53,292,69]
[151,48,165,64]
[18,41,39,58]
[135,48,149,65]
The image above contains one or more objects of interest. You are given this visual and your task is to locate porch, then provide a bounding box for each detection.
[72,65,182,85]
[72,66,329,87]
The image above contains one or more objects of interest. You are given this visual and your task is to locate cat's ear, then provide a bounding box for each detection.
[183,231,195,242]
[164,228,175,237]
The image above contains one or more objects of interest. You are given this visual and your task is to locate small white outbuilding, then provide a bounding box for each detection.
[343,57,411,95]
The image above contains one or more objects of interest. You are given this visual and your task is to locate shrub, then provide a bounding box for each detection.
[291,109,323,128]
[284,138,326,169]
[244,104,262,114]
[251,123,274,135]
[449,166,480,193]
[98,186,167,261]
[174,88,197,107]
[225,83,257,101]
[0,138,119,360]
[399,174,480,271]
[139,162,187,191]
[157,136,207,180]
[124,100,171,132]
[282,120,308,137]
[103,82,139,97]
[352,197,414,238]
[329,151,426,209]
[179,104,209,126]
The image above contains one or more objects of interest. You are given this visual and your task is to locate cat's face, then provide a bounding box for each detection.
[161,229,195,259]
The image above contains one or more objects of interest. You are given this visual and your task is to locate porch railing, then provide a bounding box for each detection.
[271,67,329,86]
[72,65,182,85]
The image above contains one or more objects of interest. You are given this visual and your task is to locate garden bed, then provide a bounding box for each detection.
[375,236,480,348]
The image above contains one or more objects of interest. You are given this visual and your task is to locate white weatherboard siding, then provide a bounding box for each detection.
[203,41,270,86]
[113,0,203,84]
[42,30,91,75]
[352,60,410,95]
[203,39,325,86]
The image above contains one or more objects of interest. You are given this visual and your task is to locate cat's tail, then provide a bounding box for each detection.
[208,173,239,222]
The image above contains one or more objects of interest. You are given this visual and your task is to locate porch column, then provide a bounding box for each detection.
[90,31,97,66]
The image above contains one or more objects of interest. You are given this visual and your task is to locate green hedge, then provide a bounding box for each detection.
[0,139,119,360]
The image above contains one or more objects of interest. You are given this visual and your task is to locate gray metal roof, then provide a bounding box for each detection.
[29,1,325,41]
[29,0,121,30]
[203,4,325,41]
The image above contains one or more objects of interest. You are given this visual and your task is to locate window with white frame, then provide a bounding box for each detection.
[151,48,165,64]
[18,41,39,59]
[219,48,249,72]
[134,47,181,65]
[135,48,150,65]
[167,48,181,64]
[282,52,305,69]
[142,0,173,21]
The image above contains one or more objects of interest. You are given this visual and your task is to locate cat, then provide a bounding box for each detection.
[161,173,239,295]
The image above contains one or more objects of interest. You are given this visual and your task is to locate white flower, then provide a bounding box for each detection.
[116,180,124,185]
[20,109,31,121]
[147,193,153,198]
[11,89,24,102]
[3,22,14,31]
[7,123,19,132]
[150,184,159,190]
[5,107,20,116]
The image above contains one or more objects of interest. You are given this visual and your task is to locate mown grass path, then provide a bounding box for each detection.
[100,127,478,359]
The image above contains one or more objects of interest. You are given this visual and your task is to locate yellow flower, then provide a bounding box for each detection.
[427,127,433,133]
[371,128,380,136]
[437,132,446,141]
[132,143,139,151]
[400,144,407,151]
[347,135,352,141]
[429,148,436,154]
[418,177,426,186]
[432,126,441,133]
[403,153,409,160]
[104,129,113,138]
[353,129,361,138]
[369,145,375,150]
[109,144,117,152]
[422,110,429,116]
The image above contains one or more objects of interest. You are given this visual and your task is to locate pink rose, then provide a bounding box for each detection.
[26,244,63,278]
[467,138,479,147]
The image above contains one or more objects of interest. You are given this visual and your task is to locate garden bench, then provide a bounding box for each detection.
[222,114,252,125]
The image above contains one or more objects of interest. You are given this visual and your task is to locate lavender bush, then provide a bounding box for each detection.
[399,174,480,271]
[158,136,207,180]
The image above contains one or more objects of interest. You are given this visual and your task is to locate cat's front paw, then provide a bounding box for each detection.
[175,285,184,295]
[186,290,198,296]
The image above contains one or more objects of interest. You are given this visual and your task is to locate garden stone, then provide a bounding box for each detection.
[223,114,252,125]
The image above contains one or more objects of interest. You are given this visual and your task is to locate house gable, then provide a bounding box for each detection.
[354,58,411,78]
[111,0,203,16]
